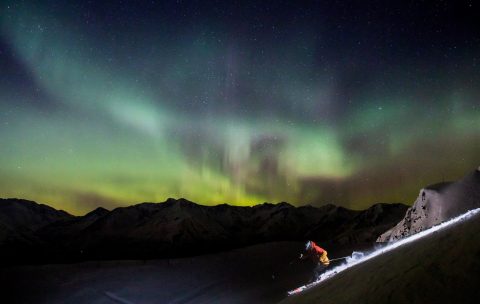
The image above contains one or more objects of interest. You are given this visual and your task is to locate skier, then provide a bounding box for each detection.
[299,240,330,282]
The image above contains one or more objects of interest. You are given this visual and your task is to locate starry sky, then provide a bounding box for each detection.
[1,1,479,215]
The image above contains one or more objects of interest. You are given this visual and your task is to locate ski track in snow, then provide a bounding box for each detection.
[289,207,480,296]
[104,291,135,304]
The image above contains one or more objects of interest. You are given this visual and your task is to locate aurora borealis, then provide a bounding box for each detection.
[0,1,479,215]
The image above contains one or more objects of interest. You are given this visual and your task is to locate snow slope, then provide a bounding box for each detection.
[280,208,480,304]
[1,242,312,304]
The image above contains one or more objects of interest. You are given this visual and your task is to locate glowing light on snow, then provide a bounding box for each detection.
[315,208,480,284]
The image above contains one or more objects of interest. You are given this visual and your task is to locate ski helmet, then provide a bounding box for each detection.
[305,241,313,250]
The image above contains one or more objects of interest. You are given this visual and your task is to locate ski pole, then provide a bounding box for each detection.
[329,256,349,262]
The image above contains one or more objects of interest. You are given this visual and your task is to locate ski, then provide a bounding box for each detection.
[287,271,338,296]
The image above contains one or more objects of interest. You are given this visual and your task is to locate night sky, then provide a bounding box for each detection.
[1,1,479,215]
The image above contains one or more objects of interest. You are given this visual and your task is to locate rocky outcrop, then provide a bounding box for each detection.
[377,168,480,242]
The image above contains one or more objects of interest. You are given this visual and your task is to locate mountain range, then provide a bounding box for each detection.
[0,198,407,263]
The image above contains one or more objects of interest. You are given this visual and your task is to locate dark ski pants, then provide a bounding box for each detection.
[310,263,327,282]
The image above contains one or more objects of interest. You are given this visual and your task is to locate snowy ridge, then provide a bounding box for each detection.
[288,207,480,296]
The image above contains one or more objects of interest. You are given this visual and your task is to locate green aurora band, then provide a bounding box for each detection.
[0,1,479,214]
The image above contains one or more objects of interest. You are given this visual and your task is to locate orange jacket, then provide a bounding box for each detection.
[303,241,330,266]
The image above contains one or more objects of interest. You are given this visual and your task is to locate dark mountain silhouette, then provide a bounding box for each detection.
[0,198,72,246]
[377,167,480,241]
[37,207,109,242]
[0,198,71,232]
[0,197,407,263]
